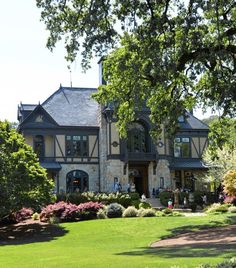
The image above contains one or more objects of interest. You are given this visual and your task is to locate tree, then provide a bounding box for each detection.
[223,170,236,196]
[36,0,236,137]
[0,121,54,220]
[203,116,236,158]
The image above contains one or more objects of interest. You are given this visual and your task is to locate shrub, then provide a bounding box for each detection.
[223,170,236,197]
[106,203,124,218]
[123,206,138,217]
[159,191,173,206]
[228,206,236,213]
[56,192,132,208]
[139,201,152,209]
[97,208,107,219]
[40,201,79,222]
[216,257,236,268]
[77,201,104,220]
[14,207,33,223]
[224,196,236,206]
[131,200,140,208]
[32,212,39,220]
[206,203,229,214]
[129,192,140,200]
[138,208,156,217]
[162,208,173,215]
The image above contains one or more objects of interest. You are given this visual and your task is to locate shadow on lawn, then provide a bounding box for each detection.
[160,215,236,240]
[0,221,68,246]
[117,215,236,259]
[116,243,236,258]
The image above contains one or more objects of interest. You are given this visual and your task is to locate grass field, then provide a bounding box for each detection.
[0,214,235,268]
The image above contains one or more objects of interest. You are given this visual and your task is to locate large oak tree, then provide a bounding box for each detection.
[36,0,236,137]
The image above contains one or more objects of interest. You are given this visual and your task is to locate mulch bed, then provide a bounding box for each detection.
[0,219,68,245]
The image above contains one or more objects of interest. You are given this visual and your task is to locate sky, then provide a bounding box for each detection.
[0,1,212,123]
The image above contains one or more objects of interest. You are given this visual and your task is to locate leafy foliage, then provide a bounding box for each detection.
[122,206,138,217]
[138,208,156,217]
[57,191,133,207]
[40,201,103,222]
[203,145,236,187]
[106,203,124,218]
[223,170,236,197]
[14,207,33,223]
[204,117,236,158]
[36,0,236,137]
[0,121,54,220]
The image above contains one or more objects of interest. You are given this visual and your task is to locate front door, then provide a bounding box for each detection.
[129,165,148,197]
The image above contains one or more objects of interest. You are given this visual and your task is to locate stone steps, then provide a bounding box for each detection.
[146,198,164,209]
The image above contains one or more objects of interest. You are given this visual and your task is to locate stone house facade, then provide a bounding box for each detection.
[18,76,209,196]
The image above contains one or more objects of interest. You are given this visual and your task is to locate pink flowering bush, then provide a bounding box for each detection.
[224,196,236,206]
[77,201,104,220]
[14,207,33,223]
[40,201,79,222]
[40,201,104,222]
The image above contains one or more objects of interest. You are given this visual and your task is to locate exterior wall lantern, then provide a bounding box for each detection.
[103,105,114,123]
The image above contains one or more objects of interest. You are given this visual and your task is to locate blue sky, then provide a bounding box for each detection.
[0,1,212,123]
[0,1,99,122]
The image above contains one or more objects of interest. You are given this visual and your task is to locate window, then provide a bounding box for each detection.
[127,122,148,153]
[174,137,190,157]
[66,170,89,193]
[34,135,44,159]
[66,135,88,157]
[178,115,185,123]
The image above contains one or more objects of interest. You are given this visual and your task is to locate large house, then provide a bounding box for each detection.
[18,69,209,196]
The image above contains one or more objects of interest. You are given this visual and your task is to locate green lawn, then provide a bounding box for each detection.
[0,214,235,268]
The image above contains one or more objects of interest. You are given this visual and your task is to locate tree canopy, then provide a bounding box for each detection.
[36,0,236,137]
[203,116,236,158]
[0,121,54,220]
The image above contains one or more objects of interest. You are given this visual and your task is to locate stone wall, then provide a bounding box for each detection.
[102,159,128,192]
[156,159,172,189]
[58,163,99,192]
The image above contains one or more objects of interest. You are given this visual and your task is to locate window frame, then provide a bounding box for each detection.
[174,137,191,158]
[65,135,89,157]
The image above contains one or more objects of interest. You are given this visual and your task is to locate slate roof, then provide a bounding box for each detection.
[180,112,209,130]
[170,159,207,170]
[40,162,62,171]
[18,104,37,122]
[42,86,99,127]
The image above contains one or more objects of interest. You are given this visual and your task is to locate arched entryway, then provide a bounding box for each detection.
[129,165,148,197]
[66,170,89,193]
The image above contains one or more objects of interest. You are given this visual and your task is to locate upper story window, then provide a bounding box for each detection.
[174,137,191,158]
[127,122,148,153]
[66,135,88,157]
[34,135,44,159]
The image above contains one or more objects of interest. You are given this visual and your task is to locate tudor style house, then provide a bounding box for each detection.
[18,71,209,196]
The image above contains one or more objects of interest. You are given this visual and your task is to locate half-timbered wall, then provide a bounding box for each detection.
[45,135,54,157]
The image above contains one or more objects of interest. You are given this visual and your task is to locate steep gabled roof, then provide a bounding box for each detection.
[42,86,99,127]
[19,104,59,128]
[179,111,209,131]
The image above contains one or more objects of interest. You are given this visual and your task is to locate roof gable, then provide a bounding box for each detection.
[19,105,58,128]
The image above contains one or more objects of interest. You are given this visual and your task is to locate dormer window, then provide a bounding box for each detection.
[178,115,185,123]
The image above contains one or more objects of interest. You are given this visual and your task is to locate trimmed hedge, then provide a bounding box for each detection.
[57,192,133,208]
